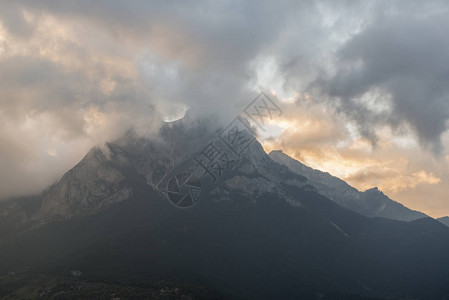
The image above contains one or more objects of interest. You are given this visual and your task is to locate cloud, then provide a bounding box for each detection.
[346,169,441,194]
[1,1,310,120]
[0,2,35,37]
[314,9,449,153]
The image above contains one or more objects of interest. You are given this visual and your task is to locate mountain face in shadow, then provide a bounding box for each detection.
[269,150,427,222]
[1,116,449,300]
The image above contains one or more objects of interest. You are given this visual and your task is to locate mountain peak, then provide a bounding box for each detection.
[269,150,427,222]
[1,115,428,224]
[269,149,284,154]
[2,114,449,300]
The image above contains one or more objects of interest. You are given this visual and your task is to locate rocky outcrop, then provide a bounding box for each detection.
[269,150,427,221]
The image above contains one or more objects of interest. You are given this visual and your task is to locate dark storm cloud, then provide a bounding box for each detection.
[3,0,448,146]
[315,11,449,152]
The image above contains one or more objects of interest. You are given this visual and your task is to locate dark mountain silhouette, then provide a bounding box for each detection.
[1,116,449,300]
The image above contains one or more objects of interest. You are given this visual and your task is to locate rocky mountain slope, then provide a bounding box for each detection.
[1,116,449,299]
[269,150,427,222]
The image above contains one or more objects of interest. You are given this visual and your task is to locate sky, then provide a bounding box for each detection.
[0,1,449,217]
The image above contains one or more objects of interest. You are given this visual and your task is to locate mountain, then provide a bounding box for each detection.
[438,216,449,227]
[1,116,449,299]
[269,150,427,222]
